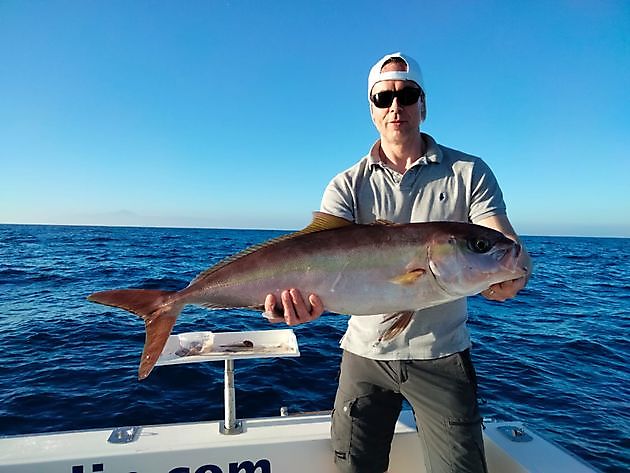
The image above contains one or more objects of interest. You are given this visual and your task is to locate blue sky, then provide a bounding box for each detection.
[1,1,628,236]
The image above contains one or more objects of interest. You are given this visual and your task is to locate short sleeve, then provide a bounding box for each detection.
[320,174,356,222]
[469,159,507,223]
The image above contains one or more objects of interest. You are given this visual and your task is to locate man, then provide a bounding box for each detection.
[265,52,531,473]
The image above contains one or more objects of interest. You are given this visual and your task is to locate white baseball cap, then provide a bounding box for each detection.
[367,52,425,97]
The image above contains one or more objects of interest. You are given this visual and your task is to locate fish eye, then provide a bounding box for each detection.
[468,238,492,253]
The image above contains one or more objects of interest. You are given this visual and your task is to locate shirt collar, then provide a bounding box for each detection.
[367,132,443,169]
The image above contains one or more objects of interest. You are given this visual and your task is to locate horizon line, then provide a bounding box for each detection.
[2,221,629,240]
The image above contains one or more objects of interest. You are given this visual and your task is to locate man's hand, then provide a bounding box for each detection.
[476,214,532,302]
[263,289,324,326]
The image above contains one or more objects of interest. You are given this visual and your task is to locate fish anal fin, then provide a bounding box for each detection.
[379,311,415,341]
[199,302,265,311]
[390,268,426,285]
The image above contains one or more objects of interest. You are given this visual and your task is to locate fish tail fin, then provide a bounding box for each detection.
[88,289,183,380]
[379,311,415,342]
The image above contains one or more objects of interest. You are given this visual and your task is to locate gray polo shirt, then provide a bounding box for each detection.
[320,133,506,360]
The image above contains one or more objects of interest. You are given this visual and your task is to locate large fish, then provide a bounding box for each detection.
[88,212,525,379]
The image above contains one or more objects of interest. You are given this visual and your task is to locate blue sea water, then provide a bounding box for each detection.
[0,224,628,472]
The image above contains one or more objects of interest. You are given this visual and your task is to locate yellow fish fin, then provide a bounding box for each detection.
[298,211,354,235]
[373,219,397,225]
[389,268,426,285]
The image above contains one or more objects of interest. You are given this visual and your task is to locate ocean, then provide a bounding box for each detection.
[0,224,628,472]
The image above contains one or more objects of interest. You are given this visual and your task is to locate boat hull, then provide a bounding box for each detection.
[0,411,596,473]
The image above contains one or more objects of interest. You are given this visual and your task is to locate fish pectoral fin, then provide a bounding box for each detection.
[389,268,426,285]
[379,311,415,341]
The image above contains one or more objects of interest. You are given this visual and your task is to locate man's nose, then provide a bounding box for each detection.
[389,97,402,111]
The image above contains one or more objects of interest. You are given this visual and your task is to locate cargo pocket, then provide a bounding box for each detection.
[330,398,355,470]
[332,392,401,473]
[446,352,487,472]
[446,416,488,473]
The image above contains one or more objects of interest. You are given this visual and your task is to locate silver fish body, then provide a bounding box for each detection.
[182,220,521,314]
[88,213,525,379]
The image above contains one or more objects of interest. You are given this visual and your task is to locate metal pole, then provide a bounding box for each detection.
[225,359,235,429]
[220,359,243,434]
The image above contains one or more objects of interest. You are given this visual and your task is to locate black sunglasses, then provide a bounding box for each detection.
[370,87,423,109]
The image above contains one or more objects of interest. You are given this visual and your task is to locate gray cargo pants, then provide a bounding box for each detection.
[331,350,487,473]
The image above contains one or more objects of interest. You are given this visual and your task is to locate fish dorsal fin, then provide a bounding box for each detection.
[373,219,397,226]
[188,212,354,286]
[299,211,354,234]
